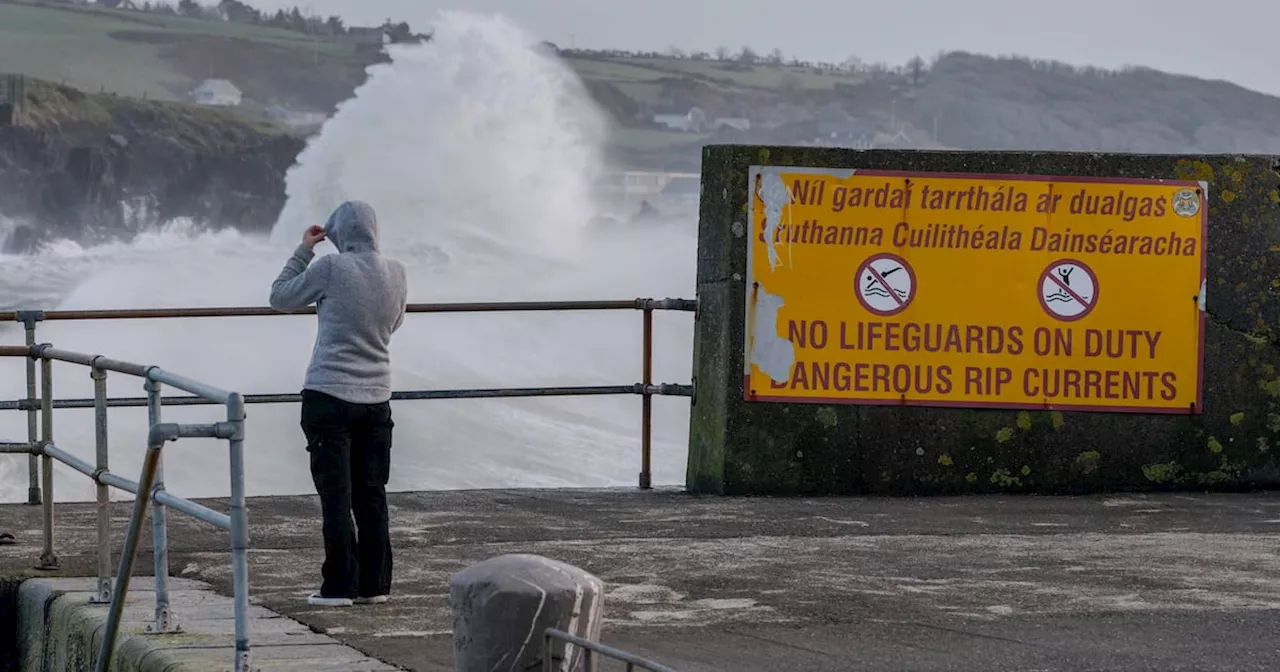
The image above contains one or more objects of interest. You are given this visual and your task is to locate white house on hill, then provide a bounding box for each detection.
[653,106,708,133]
[190,79,242,107]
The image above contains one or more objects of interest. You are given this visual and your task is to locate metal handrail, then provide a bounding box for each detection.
[0,297,697,671]
[0,297,697,322]
[543,628,680,672]
[1,297,696,491]
[0,344,249,672]
[0,383,694,411]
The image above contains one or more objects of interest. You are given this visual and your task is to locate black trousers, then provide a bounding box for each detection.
[300,389,394,599]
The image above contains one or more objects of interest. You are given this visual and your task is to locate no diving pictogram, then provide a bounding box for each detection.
[1039,259,1098,322]
[855,253,915,317]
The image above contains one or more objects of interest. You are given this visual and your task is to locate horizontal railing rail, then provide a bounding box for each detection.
[0,344,249,672]
[0,298,696,491]
[0,297,697,323]
[0,383,695,410]
[0,297,697,672]
[543,628,679,672]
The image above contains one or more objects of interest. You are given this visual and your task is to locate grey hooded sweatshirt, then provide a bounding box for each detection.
[269,201,408,405]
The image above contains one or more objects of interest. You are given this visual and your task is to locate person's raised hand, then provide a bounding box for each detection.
[302,225,326,249]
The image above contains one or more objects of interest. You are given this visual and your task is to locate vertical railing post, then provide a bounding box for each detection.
[21,312,41,505]
[95,427,168,672]
[226,392,251,671]
[639,306,654,490]
[90,365,112,603]
[37,352,57,570]
[145,377,176,633]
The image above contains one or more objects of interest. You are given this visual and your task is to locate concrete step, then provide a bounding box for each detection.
[15,576,399,671]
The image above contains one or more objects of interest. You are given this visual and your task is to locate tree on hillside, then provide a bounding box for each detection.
[766,48,784,65]
[737,46,758,64]
[217,0,261,23]
[907,55,925,85]
[377,19,412,42]
[177,0,203,17]
[666,46,686,59]
[714,46,730,61]
[142,2,178,14]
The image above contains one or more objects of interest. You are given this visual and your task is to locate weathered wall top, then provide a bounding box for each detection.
[688,145,1280,495]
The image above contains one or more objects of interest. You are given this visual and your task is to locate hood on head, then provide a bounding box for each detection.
[323,200,379,253]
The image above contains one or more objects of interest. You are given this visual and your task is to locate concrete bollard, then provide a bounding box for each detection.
[450,553,605,672]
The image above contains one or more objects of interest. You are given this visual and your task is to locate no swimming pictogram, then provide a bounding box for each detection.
[1039,259,1098,322]
[855,253,915,317]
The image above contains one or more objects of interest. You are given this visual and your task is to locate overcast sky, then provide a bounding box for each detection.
[254,0,1279,96]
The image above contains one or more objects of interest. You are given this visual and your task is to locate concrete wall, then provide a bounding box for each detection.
[688,146,1280,495]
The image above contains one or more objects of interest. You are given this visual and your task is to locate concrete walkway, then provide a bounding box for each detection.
[3,489,1280,671]
[14,577,396,671]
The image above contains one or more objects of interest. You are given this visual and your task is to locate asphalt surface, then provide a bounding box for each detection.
[3,488,1280,671]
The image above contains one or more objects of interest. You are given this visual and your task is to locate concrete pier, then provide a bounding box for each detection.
[3,488,1280,671]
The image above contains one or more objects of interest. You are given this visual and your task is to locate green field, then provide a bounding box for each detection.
[0,2,186,99]
[1,0,863,98]
[0,0,867,157]
[612,57,863,90]
[564,53,866,96]
[0,0,344,101]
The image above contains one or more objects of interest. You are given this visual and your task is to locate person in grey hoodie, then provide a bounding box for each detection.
[269,200,408,608]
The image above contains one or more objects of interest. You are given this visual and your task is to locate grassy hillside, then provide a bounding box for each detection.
[5,0,1280,165]
[0,0,871,155]
[908,52,1280,154]
[0,0,369,111]
[19,75,283,136]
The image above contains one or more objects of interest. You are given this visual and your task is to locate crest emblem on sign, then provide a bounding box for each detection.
[1172,188,1200,218]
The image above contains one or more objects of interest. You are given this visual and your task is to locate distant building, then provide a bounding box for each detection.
[714,117,751,132]
[190,79,242,107]
[659,173,701,207]
[609,170,700,204]
[653,106,707,133]
[344,26,392,54]
[814,118,878,149]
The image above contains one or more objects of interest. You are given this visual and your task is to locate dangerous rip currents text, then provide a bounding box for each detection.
[770,319,1179,404]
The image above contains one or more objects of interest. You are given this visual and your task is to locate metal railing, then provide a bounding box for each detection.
[543,628,679,672]
[0,298,696,671]
[0,343,248,672]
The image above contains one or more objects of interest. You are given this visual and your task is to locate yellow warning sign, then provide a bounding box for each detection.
[744,166,1206,413]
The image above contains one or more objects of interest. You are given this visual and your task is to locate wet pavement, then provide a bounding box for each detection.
[3,488,1280,671]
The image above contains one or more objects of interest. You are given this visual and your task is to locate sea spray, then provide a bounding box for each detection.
[272,11,609,262]
[0,12,694,503]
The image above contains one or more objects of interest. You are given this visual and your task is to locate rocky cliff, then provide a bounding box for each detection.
[0,78,304,253]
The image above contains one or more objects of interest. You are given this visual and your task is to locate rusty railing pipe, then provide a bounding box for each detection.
[640,308,654,490]
[37,354,57,569]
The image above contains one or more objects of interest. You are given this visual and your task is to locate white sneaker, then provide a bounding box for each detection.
[308,591,353,607]
[354,595,389,605]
